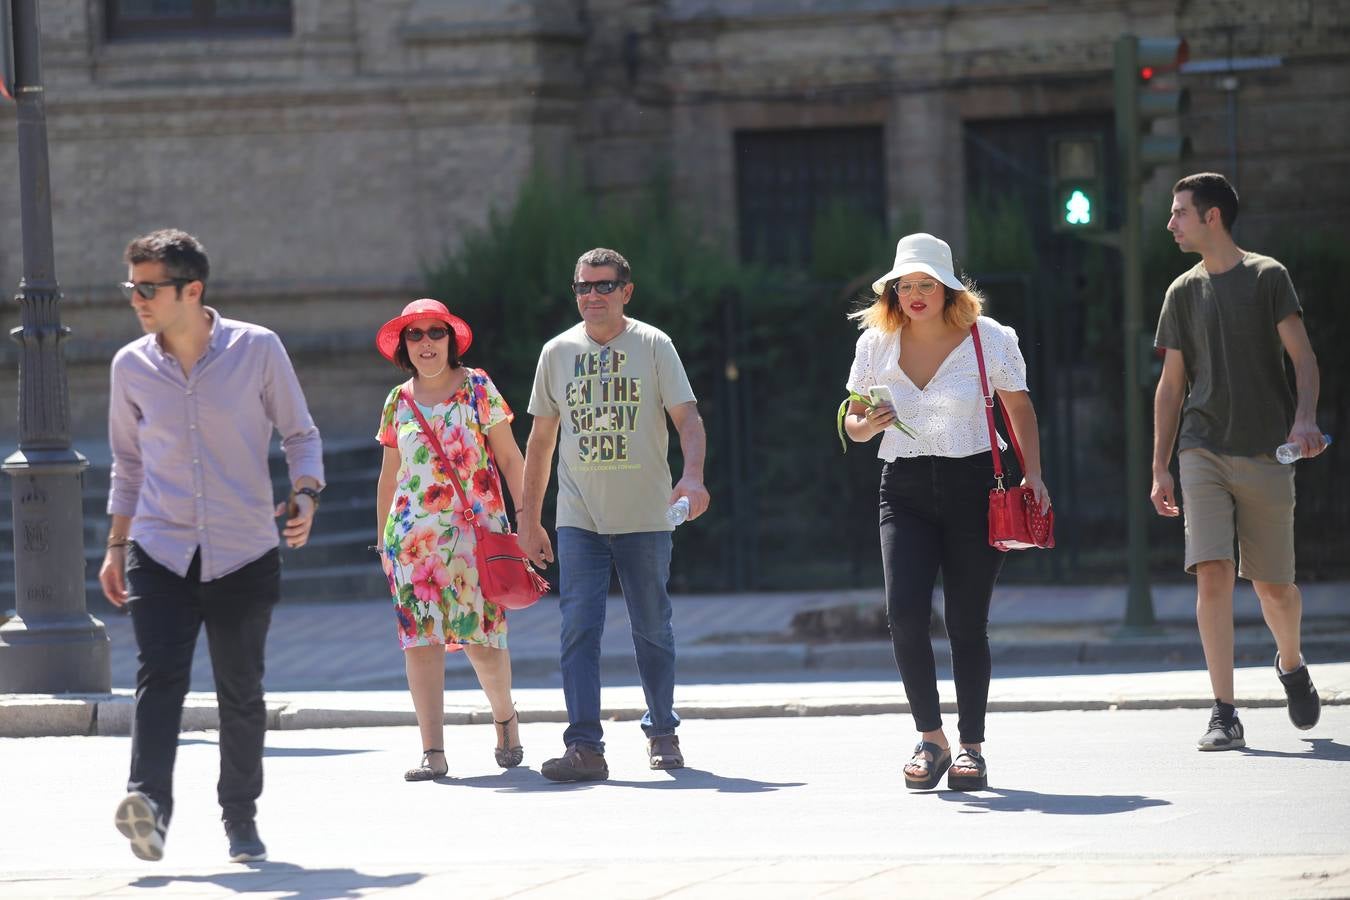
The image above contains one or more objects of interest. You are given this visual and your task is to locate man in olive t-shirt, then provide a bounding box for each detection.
[520,247,710,782]
[1151,173,1325,753]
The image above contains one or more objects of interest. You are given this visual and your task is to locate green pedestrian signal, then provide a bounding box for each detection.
[1049,135,1104,233]
[1065,189,1093,226]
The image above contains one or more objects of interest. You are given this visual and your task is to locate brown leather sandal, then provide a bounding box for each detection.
[404,748,448,782]
[494,711,524,768]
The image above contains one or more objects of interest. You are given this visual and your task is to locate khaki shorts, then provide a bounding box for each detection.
[1178,447,1295,583]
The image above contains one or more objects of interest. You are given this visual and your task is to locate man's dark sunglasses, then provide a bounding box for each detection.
[119,278,192,301]
[572,279,628,296]
[403,326,450,343]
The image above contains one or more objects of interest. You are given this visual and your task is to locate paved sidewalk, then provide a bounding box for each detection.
[87,581,1350,690]
[3,854,1348,898]
[3,582,1347,737]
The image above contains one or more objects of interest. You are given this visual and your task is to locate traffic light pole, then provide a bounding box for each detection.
[0,0,110,692]
[1113,35,1158,632]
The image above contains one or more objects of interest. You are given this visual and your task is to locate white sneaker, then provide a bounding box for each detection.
[114,791,167,861]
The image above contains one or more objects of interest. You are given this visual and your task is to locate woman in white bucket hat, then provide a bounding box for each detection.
[842,233,1051,792]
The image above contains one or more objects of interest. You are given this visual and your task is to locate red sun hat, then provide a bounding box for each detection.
[375,298,473,362]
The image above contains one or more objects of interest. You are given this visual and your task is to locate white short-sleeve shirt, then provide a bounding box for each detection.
[845,315,1029,461]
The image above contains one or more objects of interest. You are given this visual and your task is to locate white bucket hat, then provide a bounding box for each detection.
[871,232,965,295]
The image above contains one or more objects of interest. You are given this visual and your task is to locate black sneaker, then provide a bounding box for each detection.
[1276,653,1321,731]
[225,819,267,862]
[114,791,167,861]
[541,744,609,783]
[1197,701,1245,751]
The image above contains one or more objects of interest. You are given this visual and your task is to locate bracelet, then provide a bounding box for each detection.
[368,544,384,553]
[289,486,321,510]
[107,539,130,549]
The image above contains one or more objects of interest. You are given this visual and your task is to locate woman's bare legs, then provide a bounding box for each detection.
[463,645,519,752]
[405,644,447,773]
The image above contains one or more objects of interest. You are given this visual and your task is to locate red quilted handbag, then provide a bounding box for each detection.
[969,327,1056,552]
[402,388,549,608]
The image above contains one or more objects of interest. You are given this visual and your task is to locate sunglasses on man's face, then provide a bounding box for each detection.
[403,326,450,343]
[119,278,191,301]
[572,279,628,296]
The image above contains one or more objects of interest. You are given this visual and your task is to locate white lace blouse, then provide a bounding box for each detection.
[845,315,1029,461]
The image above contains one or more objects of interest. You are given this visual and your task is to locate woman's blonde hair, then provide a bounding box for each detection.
[848,277,985,333]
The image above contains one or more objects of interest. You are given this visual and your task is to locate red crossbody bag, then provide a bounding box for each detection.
[969,326,1055,551]
[401,386,549,609]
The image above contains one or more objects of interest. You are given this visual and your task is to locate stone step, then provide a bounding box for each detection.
[1,522,377,572]
[0,493,378,553]
[0,440,382,499]
[2,559,395,615]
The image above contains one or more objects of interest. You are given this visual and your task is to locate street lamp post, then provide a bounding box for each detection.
[0,0,109,692]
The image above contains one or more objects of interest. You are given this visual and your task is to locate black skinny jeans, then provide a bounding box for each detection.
[125,544,280,825]
[880,453,1006,745]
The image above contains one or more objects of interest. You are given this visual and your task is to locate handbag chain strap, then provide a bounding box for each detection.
[401,385,487,544]
[968,324,1027,491]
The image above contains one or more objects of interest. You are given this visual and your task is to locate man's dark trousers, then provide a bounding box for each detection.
[125,544,280,825]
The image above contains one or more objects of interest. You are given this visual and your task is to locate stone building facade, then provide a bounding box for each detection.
[1,0,1346,444]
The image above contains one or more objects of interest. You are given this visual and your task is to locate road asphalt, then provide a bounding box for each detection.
[3,708,1349,899]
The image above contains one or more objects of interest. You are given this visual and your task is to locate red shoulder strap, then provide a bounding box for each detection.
[969,324,1026,482]
[400,386,485,541]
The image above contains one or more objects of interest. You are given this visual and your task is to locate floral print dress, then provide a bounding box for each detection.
[376,368,513,651]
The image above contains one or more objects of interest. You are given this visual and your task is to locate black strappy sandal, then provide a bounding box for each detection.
[404,748,448,782]
[494,710,524,768]
[904,740,952,791]
[947,747,988,791]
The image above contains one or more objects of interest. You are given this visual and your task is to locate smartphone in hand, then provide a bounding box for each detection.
[868,385,894,408]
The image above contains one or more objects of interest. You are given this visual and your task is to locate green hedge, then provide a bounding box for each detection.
[427,173,1350,588]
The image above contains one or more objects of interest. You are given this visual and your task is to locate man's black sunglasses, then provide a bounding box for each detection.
[403,326,450,343]
[572,279,628,296]
[119,279,192,301]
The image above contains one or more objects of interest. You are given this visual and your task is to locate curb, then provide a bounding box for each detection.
[491,633,1350,682]
[4,689,1345,738]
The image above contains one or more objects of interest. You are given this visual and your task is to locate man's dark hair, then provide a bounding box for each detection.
[1173,173,1239,233]
[393,329,461,375]
[125,229,211,283]
[574,247,632,282]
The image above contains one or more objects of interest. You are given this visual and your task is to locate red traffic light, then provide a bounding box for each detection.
[1139,66,1155,81]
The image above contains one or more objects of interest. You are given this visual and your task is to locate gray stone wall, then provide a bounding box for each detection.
[1,0,1346,448]
[0,0,586,445]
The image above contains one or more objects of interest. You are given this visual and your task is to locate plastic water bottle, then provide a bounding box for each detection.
[1275,434,1332,464]
[666,497,691,527]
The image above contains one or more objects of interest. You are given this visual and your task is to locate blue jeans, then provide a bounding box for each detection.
[556,527,679,752]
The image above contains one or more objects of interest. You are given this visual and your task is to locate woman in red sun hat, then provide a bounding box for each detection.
[373,298,528,780]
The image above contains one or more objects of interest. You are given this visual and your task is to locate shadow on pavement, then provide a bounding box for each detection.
[441,766,804,794]
[131,862,422,898]
[938,788,1169,815]
[1238,737,1350,761]
[178,738,379,759]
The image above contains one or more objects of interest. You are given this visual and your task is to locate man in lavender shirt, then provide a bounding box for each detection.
[97,229,324,864]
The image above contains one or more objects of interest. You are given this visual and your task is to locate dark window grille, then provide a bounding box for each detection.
[106,0,292,40]
[735,126,886,265]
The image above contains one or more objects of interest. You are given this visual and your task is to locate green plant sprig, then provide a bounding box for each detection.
[836,391,918,452]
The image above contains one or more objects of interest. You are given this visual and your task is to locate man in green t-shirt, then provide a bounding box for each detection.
[520,247,710,782]
[1152,172,1326,752]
